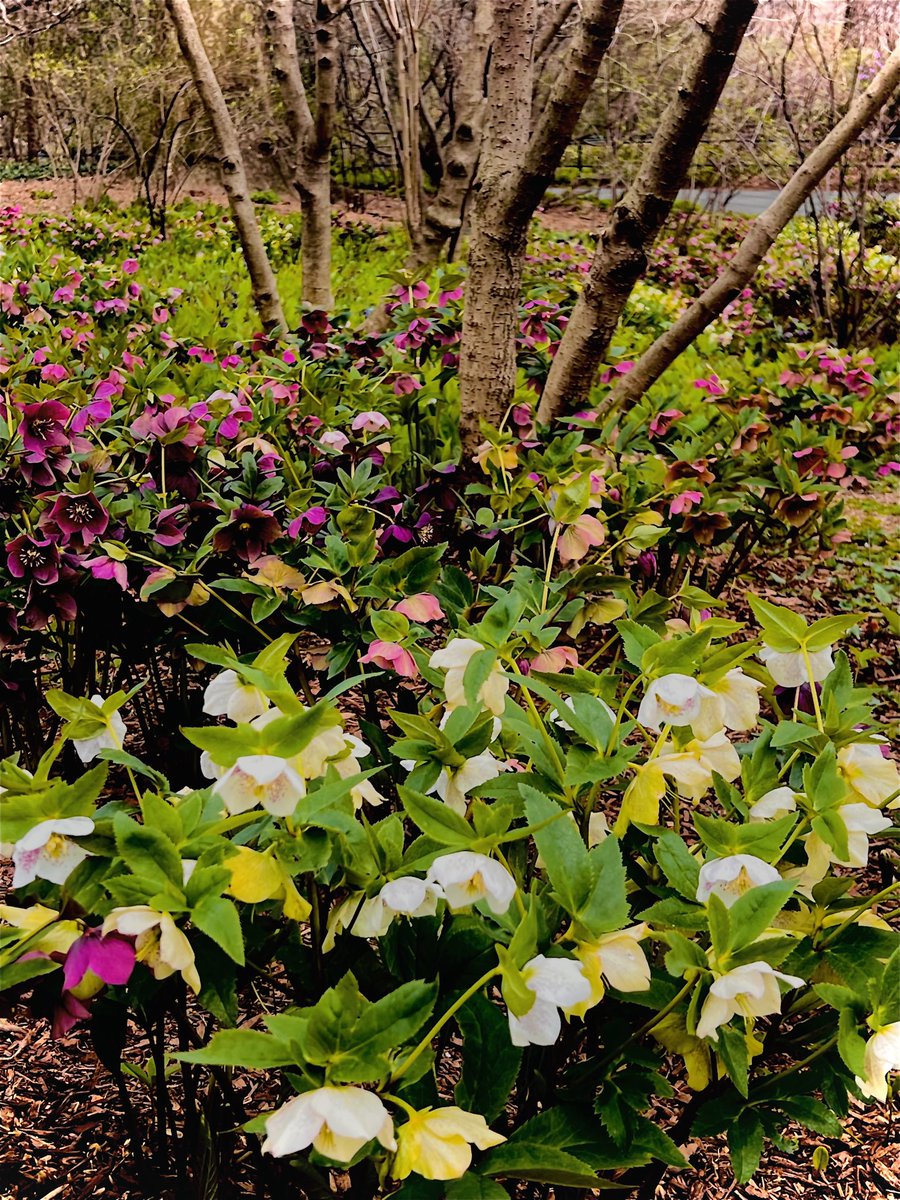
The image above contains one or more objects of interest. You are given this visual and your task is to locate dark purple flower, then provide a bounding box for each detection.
[42,492,109,546]
[6,534,60,585]
[153,505,189,547]
[52,990,91,1039]
[212,504,281,562]
[19,400,71,460]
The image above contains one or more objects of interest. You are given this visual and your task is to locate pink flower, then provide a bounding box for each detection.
[693,373,727,397]
[71,398,112,433]
[395,280,430,304]
[319,430,349,453]
[122,259,139,275]
[648,409,683,438]
[352,411,391,435]
[530,646,579,673]
[83,555,129,590]
[360,640,419,678]
[558,514,605,563]
[393,593,444,623]
[18,400,71,459]
[287,506,329,537]
[669,490,703,517]
[40,363,70,384]
[63,928,135,991]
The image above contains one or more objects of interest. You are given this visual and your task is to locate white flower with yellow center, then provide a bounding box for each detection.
[11,817,94,887]
[799,803,892,886]
[263,1086,396,1160]
[429,638,509,717]
[694,669,763,738]
[432,751,504,816]
[749,786,800,821]
[507,954,592,1046]
[72,695,127,763]
[214,755,306,816]
[637,674,704,732]
[856,1023,900,1102]
[425,851,516,914]
[758,644,834,688]
[696,854,782,908]
[837,742,900,809]
[202,669,270,723]
[696,962,804,1041]
[393,1105,505,1180]
[573,924,652,1014]
[102,905,200,993]
[656,731,741,801]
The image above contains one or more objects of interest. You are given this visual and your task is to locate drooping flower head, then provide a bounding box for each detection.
[262,1086,396,1160]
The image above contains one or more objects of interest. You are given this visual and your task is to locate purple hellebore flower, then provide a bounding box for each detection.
[18,400,71,460]
[6,534,60,585]
[43,492,109,546]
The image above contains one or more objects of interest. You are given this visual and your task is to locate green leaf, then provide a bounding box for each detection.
[178,1029,295,1069]
[0,956,60,991]
[718,1026,749,1097]
[445,1179,510,1199]
[727,1110,764,1183]
[805,614,860,653]
[456,993,523,1123]
[726,880,795,952]
[747,595,807,651]
[579,835,629,936]
[190,896,244,965]
[483,1144,603,1188]
[463,648,500,710]
[400,786,476,846]
[139,791,182,845]
[337,981,437,1077]
[114,814,184,889]
[693,811,797,860]
[654,832,700,901]
[523,787,590,916]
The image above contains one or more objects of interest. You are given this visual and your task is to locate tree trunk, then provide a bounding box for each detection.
[457,0,537,452]
[604,40,900,415]
[538,0,758,423]
[264,0,337,310]
[165,0,285,331]
[457,0,625,453]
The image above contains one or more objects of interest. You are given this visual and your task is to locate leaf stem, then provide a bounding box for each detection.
[390,967,500,1084]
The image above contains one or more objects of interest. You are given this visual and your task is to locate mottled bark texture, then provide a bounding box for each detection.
[165,0,285,331]
[458,0,625,452]
[538,0,758,422]
[605,40,900,414]
[264,0,339,310]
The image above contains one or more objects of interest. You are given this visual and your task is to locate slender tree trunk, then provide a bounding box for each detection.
[604,40,900,415]
[457,0,537,452]
[264,0,337,310]
[165,0,285,331]
[538,0,758,423]
[458,0,625,452]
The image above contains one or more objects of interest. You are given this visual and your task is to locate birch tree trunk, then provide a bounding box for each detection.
[537,0,758,423]
[164,0,285,331]
[458,0,625,452]
[264,0,339,311]
[604,40,900,415]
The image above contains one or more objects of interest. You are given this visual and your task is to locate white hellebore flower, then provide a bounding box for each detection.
[508,955,592,1047]
[432,752,504,816]
[749,787,800,821]
[806,803,892,876]
[72,694,126,763]
[262,1086,396,1160]
[838,742,900,809]
[103,906,201,993]
[694,669,764,739]
[379,877,443,917]
[758,644,834,689]
[429,638,509,717]
[856,1023,900,1102]
[696,962,804,1041]
[214,755,306,816]
[696,854,782,908]
[574,924,652,1014]
[637,674,704,732]
[426,851,516,914]
[203,669,270,723]
[657,731,741,801]
[11,817,94,887]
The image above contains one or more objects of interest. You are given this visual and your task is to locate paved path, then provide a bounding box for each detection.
[587,187,899,216]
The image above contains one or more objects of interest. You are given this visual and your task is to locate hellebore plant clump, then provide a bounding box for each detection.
[0,201,898,1196]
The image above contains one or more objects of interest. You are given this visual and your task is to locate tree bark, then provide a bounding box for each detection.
[165,0,285,331]
[538,0,758,423]
[457,0,625,452]
[604,40,900,415]
[264,0,338,311]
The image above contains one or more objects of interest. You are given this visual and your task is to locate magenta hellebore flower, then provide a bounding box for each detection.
[287,505,329,538]
[43,492,109,546]
[63,928,136,993]
[19,400,71,460]
[360,640,419,678]
[6,534,60,585]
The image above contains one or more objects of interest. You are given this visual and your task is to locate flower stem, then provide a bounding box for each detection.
[390,967,500,1084]
[818,881,900,949]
